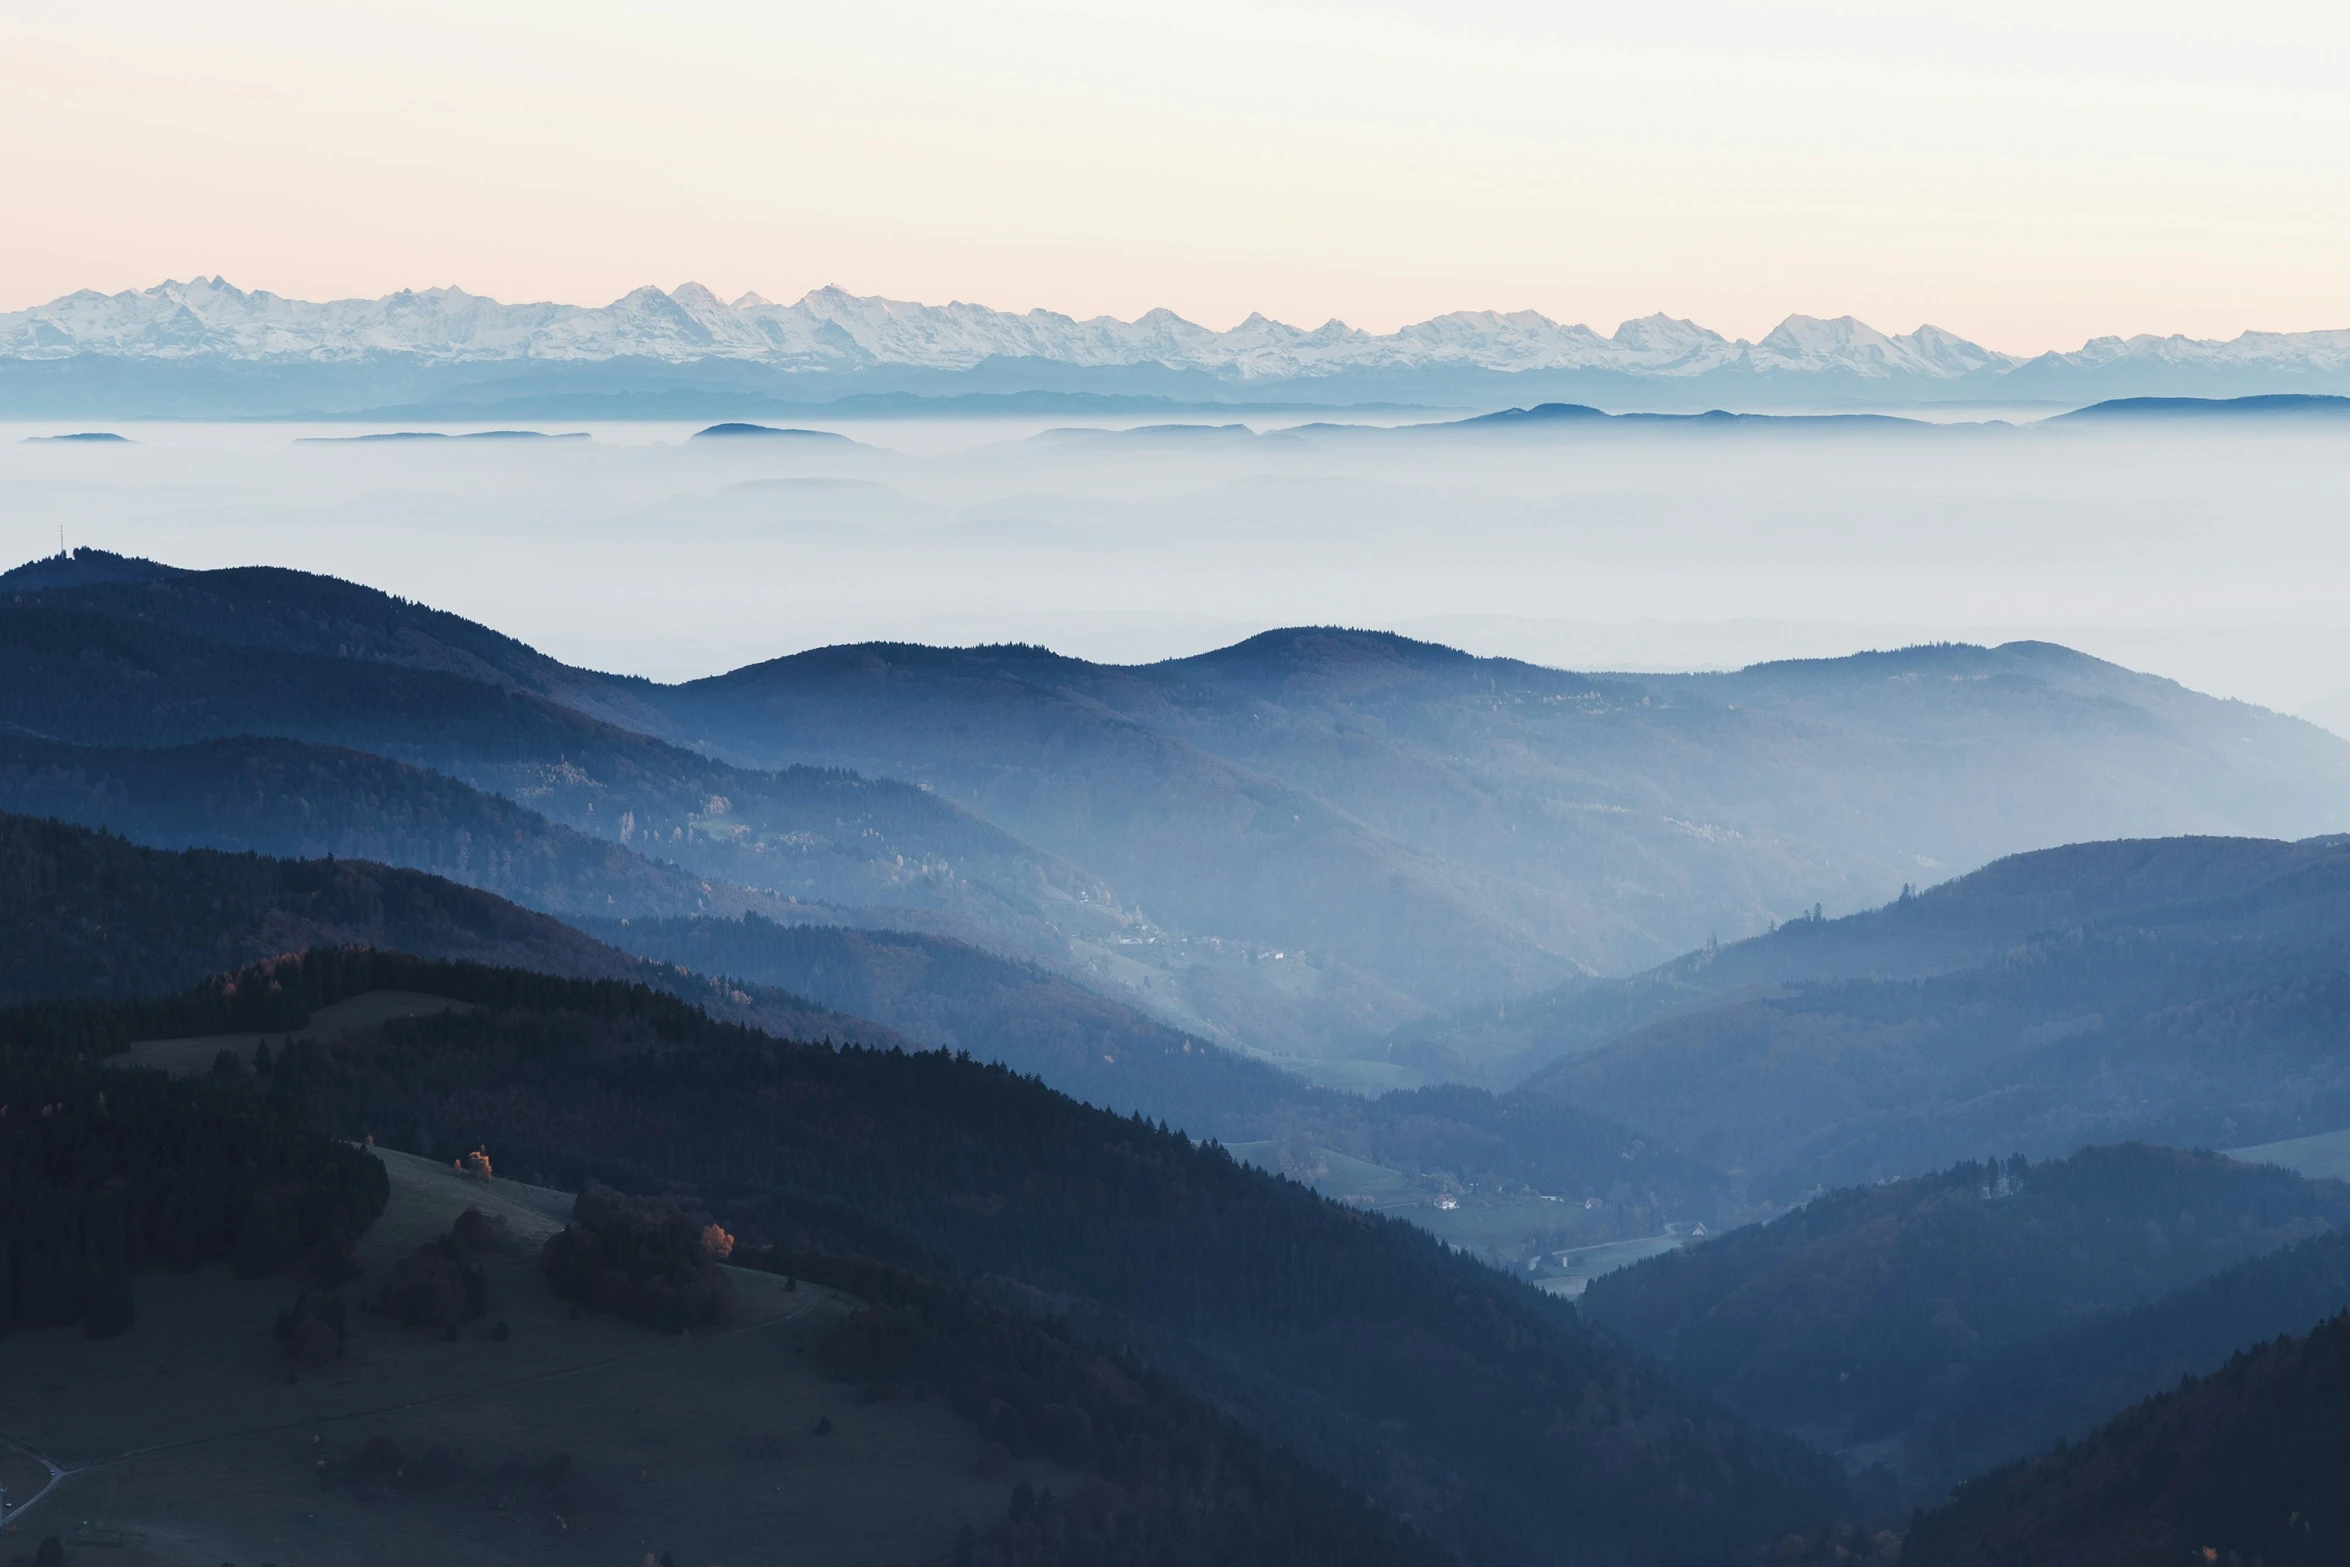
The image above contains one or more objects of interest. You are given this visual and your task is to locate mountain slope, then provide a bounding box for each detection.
[1578,1145,2350,1471]
[0,594,1107,963]
[657,631,2350,1060]
[1401,834,2350,1082]
[85,946,1851,1567]
[20,555,2350,1067]
[586,912,1310,1132]
[1903,1309,2350,1567]
[0,811,895,1048]
[1915,1221,2350,1495]
[0,548,656,730]
[0,732,757,921]
[585,913,1731,1246]
[1529,841,2350,1191]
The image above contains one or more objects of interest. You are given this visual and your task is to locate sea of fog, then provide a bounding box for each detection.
[7,412,2350,737]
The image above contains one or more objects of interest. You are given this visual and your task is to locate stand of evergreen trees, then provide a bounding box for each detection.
[755,1247,1452,1567]
[1906,1310,2350,1566]
[0,1048,387,1337]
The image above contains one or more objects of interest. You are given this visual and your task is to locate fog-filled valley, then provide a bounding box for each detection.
[9,410,2350,1566]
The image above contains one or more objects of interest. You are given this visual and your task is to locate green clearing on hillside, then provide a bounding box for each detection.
[0,1147,1078,1567]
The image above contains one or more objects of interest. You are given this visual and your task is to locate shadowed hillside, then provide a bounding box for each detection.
[1913,1221,2350,1496]
[1579,1145,2350,1481]
[0,596,1107,966]
[1904,1309,2350,1567]
[652,628,2350,1057]
[0,732,761,920]
[1530,841,2350,1191]
[1405,834,2350,1083]
[20,949,1851,1567]
[587,913,1736,1245]
[0,811,899,1048]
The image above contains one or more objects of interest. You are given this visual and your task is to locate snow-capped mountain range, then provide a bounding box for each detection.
[2,276,2023,380]
[7,278,2350,410]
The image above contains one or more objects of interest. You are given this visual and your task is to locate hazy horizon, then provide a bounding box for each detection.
[12,2,2350,352]
[11,413,2350,740]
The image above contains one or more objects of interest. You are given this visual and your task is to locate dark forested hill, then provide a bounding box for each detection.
[1914,1221,2350,1495]
[1904,1309,2350,1567]
[0,812,897,1047]
[583,912,1303,1131]
[0,810,640,1002]
[52,947,1847,1567]
[1531,846,2350,1192]
[1579,1145,2350,1480]
[0,596,1106,965]
[0,732,757,920]
[0,548,660,732]
[1400,835,2350,1083]
[583,914,1732,1229]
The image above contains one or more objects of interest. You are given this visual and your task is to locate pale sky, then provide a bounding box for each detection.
[5,0,2347,352]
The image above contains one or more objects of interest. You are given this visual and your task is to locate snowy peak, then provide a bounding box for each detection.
[4,280,2347,393]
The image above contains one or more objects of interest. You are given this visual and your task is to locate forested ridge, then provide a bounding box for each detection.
[34,947,1847,1567]
[1535,852,2350,1193]
[0,597,1096,948]
[1582,1145,2350,1475]
[591,915,1728,1221]
[1904,1311,2350,1566]
[1914,1219,2350,1493]
[0,809,639,1004]
[1399,834,2350,1082]
[0,812,903,1049]
[0,731,749,920]
[589,912,1311,1132]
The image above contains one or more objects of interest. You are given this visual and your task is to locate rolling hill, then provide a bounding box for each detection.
[0,587,1111,967]
[1405,834,2350,1083]
[17,552,2350,1067]
[0,731,761,921]
[1912,1219,2350,1496]
[1903,1309,2350,1566]
[1528,837,2350,1193]
[1578,1144,2350,1480]
[0,811,896,1049]
[17,947,1853,1567]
